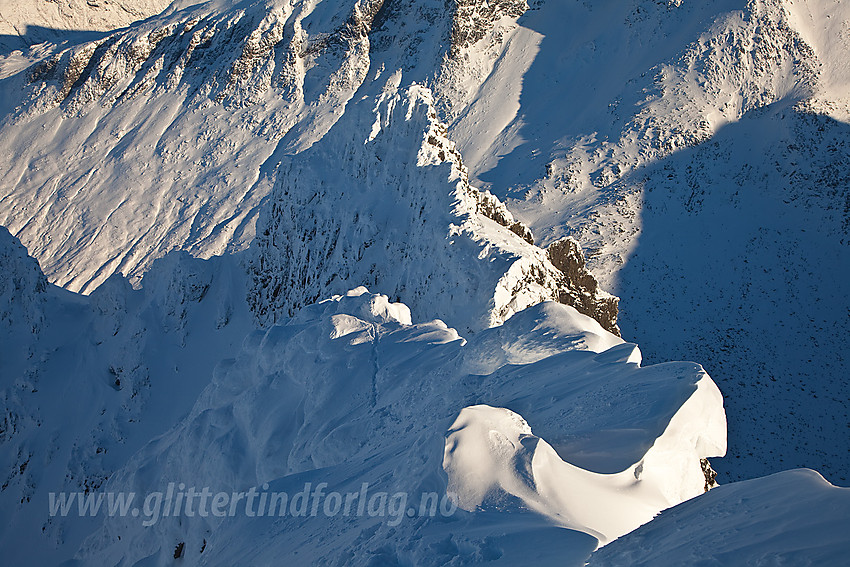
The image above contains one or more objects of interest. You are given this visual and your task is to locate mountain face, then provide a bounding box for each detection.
[2,0,843,485]
[0,0,849,564]
[248,82,618,333]
[0,0,509,294]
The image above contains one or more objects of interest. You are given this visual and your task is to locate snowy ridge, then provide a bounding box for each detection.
[249,81,618,333]
[73,288,723,565]
[0,0,848,562]
[440,0,850,484]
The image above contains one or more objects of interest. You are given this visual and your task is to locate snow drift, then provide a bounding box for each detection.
[72,287,724,565]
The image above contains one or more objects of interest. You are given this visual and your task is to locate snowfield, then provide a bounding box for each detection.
[1,0,849,563]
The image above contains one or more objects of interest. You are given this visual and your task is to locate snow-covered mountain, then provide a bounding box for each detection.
[1,0,849,563]
[443,0,850,484]
[248,82,618,333]
[1,227,728,564]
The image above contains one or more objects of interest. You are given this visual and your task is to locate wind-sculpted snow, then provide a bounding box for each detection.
[0,0,849,562]
[249,83,618,333]
[442,0,850,484]
[75,288,724,565]
[590,469,850,566]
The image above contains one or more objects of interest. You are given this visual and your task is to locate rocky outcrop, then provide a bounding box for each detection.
[547,237,620,336]
[450,0,528,53]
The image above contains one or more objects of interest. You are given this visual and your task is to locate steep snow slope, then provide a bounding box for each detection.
[590,468,850,566]
[72,288,724,566]
[0,0,622,333]
[0,227,255,565]
[0,0,385,292]
[0,0,528,294]
[249,82,617,333]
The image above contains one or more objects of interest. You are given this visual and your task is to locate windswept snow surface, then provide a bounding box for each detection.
[0,0,381,292]
[71,288,723,565]
[0,227,723,565]
[443,0,850,485]
[590,468,850,566]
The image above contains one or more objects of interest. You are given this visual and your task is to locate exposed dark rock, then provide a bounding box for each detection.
[473,190,534,245]
[547,237,620,336]
[450,0,528,53]
[701,458,718,492]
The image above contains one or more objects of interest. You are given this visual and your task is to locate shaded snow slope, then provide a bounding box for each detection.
[590,468,850,566]
[0,228,255,566]
[249,82,618,333]
[73,288,724,565]
[614,104,850,484]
